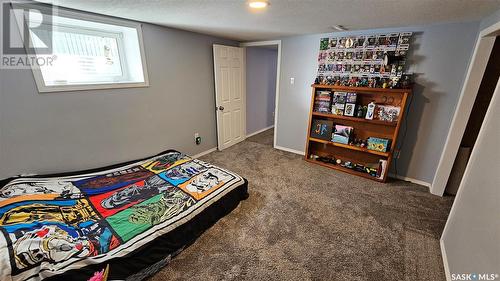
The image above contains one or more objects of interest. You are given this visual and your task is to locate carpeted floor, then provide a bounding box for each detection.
[149,129,454,281]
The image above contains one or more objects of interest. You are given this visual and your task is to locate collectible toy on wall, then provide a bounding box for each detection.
[311,119,334,141]
[315,32,414,88]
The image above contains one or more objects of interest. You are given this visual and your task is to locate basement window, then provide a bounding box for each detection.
[16,5,149,92]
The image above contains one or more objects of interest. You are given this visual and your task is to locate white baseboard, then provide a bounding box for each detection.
[440,239,451,281]
[246,125,274,138]
[388,173,431,188]
[274,145,305,155]
[192,147,217,158]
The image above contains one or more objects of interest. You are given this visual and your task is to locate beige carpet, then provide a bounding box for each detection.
[149,129,453,281]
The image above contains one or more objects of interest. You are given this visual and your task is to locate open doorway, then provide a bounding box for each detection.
[445,36,500,195]
[432,21,500,196]
[241,41,281,148]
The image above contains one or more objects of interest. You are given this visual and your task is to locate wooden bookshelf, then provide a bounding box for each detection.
[305,84,411,182]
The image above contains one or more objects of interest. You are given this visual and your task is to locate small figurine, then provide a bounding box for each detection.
[342,161,354,169]
[360,140,367,148]
[365,102,376,120]
[356,106,364,118]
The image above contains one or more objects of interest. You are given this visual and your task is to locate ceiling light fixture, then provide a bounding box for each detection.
[332,25,348,31]
[248,1,269,9]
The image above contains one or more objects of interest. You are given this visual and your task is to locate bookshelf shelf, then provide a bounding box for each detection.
[311,84,411,94]
[305,158,385,182]
[305,84,411,182]
[309,137,390,157]
[311,112,398,127]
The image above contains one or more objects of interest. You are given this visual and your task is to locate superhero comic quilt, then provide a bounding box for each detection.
[0,150,248,281]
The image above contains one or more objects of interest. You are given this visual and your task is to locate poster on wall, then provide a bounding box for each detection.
[315,32,413,88]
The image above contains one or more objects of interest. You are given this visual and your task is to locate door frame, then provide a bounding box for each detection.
[239,40,282,149]
[431,21,500,196]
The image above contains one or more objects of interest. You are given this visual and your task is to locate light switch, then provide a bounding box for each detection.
[290,77,295,85]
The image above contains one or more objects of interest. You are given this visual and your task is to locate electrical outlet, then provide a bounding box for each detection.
[290,77,295,85]
[194,133,201,145]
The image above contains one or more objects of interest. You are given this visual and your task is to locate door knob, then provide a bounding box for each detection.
[218,106,225,111]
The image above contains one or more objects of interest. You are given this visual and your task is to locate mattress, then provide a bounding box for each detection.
[0,150,248,281]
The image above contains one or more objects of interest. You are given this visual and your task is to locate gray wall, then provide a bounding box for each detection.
[246,47,277,135]
[275,21,480,184]
[480,8,500,30]
[441,82,500,276]
[0,22,236,179]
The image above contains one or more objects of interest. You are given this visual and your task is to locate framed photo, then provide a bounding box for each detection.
[344,103,356,116]
[310,119,334,141]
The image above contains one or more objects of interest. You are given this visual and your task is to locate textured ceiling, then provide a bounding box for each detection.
[36,0,500,41]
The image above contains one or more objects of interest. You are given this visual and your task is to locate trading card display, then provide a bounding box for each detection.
[315,32,413,87]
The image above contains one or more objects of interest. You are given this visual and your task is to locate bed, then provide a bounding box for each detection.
[0,150,248,281]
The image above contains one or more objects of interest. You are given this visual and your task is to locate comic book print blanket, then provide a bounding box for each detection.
[0,151,245,281]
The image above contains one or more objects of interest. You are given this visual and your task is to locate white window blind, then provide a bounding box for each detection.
[40,27,125,85]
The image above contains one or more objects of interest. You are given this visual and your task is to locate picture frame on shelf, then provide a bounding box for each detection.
[332,125,353,144]
[310,119,334,141]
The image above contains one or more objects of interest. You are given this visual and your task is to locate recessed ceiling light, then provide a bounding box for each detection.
[332,25,348,31]
[248,1,269,9]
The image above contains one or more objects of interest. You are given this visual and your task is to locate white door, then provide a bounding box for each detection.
[213,44,246,150]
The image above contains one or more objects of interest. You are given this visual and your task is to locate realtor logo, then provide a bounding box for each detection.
[1,0,56,69]
[2,0,52,54]
[451,273,499,281]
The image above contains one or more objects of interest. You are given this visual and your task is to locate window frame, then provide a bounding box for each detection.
[19,4,150,93]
